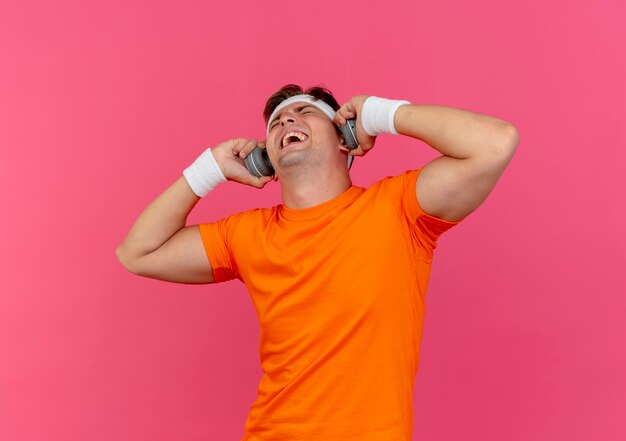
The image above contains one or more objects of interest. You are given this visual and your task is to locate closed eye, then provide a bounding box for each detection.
[300,105,318,115]
[268,104,319,130]
[269,118,282,130]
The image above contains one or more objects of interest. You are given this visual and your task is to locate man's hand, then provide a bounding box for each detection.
[212,138,273,188]
[334,95,377,156]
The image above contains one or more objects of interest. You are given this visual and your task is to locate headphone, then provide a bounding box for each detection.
[245,118,358,178]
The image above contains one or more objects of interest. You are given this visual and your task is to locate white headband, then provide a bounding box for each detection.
[266,94,336,136]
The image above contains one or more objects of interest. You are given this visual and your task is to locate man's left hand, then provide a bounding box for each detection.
[334,95,376,156]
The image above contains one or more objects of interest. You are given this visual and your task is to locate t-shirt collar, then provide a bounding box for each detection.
[279,185,362,221]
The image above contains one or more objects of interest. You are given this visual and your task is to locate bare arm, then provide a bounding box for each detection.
[116,177,213,283]
[116,138,271,284]
[335,96,519,222]
[394,104,519,222]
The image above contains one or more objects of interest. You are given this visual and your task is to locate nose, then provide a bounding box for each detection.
[279,111,297,126]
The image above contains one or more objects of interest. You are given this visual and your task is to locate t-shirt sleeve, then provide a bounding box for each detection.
[198,214,243,283]
[388,168,462,258]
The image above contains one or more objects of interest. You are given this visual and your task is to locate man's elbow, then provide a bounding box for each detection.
[491,123,519,164]
[502,123,520,154]
[115,245,140,275]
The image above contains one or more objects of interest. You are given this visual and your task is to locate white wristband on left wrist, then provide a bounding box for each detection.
[361,96,411,136]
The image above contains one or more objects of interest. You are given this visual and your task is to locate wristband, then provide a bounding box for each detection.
[183,148,227,197]
[361,96,411,136]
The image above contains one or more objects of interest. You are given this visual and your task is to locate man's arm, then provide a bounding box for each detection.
[115,176,213,283]
[115,138,271,284]
[335,97,519,222]
[394,104,519,222]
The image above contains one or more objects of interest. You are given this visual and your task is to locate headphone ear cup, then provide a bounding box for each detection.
[338,119,358,150]
[245,147,275,177]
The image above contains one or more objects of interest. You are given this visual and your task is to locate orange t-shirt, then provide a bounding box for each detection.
[199,169,460,441]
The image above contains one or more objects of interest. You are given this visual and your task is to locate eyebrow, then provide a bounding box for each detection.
[269,105,317,126]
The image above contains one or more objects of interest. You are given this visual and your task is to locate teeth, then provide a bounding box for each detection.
[281,131,307,147]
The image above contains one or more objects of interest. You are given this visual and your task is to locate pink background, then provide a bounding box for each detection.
[1,0,624,440]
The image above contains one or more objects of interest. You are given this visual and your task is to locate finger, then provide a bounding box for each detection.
[231,161,272,187]
[258,176,273,187]
[231,138,242,155]
[341,105,356,124]
[238,139,258,159]
[360,145,373,155]
[338,144,351,153]
[356,139,376,155]
[333,109,344,125]
[360,140,374,150]
[232,138,250,156]
[334,103,354,125]
[234,170,260,187]
[349,146,365,157]
[246,175,272,189]
[343,107,356,119]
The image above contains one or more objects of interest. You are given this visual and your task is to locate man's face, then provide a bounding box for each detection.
[265,101,345,174]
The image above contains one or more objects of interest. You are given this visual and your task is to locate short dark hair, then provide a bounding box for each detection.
[263,84,340,124]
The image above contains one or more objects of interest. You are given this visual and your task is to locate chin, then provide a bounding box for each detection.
[278,151,310,169]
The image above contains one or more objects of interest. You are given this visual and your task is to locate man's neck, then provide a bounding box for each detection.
[279,167,352,209]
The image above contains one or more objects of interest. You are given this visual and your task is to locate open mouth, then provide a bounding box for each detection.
[281,131,309,149]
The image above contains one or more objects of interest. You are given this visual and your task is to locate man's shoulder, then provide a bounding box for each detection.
[201,205,276,228]
[364,168,423,194]
[231,205,278,221]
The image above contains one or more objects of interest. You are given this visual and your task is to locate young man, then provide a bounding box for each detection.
[116,84,519,440]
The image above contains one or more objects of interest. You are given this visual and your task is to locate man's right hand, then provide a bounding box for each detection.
[212,138,273,188]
